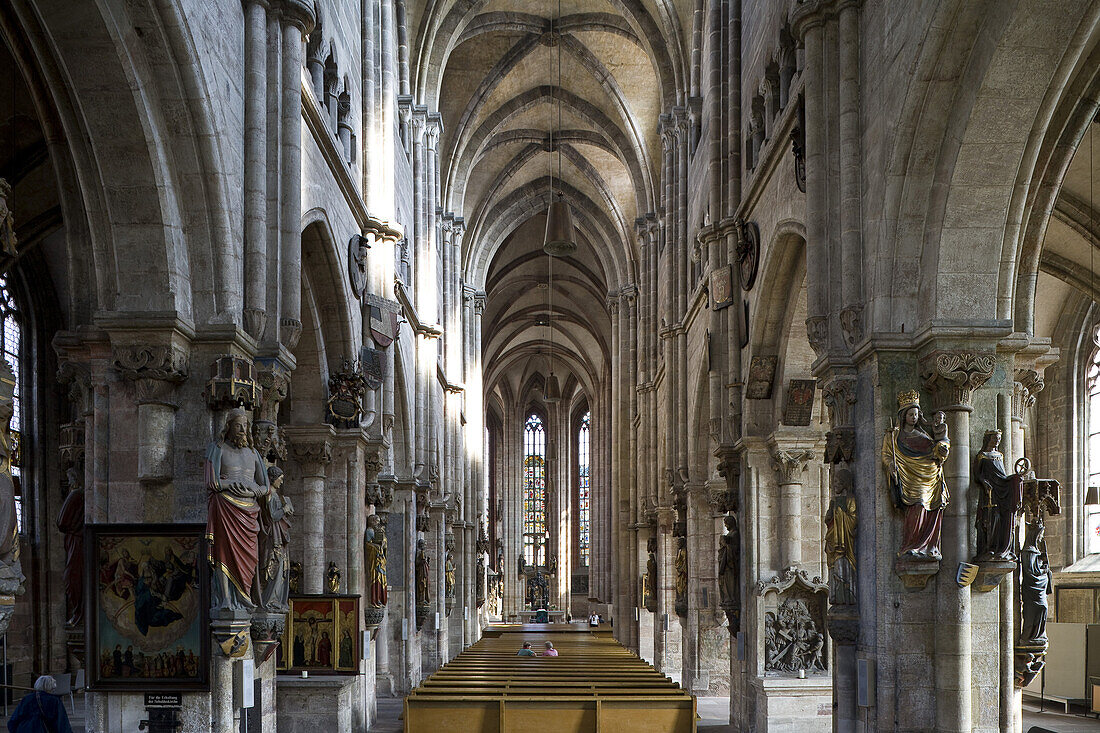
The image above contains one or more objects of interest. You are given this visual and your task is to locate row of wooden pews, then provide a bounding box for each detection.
[404,623,697,732]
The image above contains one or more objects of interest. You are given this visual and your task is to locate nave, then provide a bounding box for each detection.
[7,0,1100,731]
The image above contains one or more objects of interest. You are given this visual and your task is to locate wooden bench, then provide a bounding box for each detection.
[404,626,696,732]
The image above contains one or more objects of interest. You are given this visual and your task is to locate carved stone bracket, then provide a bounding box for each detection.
[805,316,828,357]
[920,351,995,410]
[255,362,291,425]
[894,556,940,591]
[113,345,189,406]
[250,613,286,664]
[56,361,93,416]
[824,428,854,465]
[211,618,251,659]
[366,481,393,511]
[839,304,864,348]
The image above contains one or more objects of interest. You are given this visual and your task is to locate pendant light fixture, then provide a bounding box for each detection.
[543,250,562,402]
[543,0,577,257]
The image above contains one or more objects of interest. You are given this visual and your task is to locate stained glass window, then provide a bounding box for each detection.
[523,414,546,565]
[1088,343,1100,553]
[0,276,22,534]
[578,411,591,566]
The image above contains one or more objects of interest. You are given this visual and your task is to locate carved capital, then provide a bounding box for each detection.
[289,437,333,476]
[920,351,995,409]
[770,448,815,485]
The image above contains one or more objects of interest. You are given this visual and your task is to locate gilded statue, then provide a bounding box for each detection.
[259,466,293,612]
[444,551,456,601]
[674,543,687,598]
[205,408,270,618]
[364,513,388,608]
[973,430,1023,561]
[327,561,341,594]
[824,468,857,606]
[882,391,949,559]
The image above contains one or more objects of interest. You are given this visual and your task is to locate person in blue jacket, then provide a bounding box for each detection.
[7,676,73,733]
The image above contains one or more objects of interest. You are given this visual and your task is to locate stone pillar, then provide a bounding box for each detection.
[767,440,815,571]
[111,345,189,523]
[921,351,994,733]
[277,1,315,350]
[287,426,336,594]
[243,0,269,339]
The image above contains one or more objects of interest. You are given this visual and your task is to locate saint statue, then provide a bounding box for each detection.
[973,430,1024,561]
[517,553,526,577]
[259,466,293,612]
[476,555,486,608]
[1019,521,1052,645]
[415,539,430,605]
[289,561,302,593]
[205,408,270,618]
[717,514,740,618]
[364,513,388,608]
[327,562,341,594]
[674,543,688,598]
[881,391,949,559]
[824,469,857,606]
[56,462,86,627]
[444,552,456,600]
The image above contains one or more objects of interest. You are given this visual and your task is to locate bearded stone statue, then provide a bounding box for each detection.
[205,408,270,619]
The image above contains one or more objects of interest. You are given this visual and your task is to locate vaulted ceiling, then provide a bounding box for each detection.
[415,0,691,411]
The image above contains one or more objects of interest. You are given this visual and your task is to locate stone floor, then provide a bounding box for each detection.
[2,692,1097,731]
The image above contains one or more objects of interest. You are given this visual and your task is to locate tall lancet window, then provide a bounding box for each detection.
[0,276,22,534]
[577,411,591,566]
[1087,341,1100,553]
[523,413,547,565]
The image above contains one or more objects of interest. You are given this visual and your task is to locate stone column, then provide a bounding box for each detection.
[277,1,315,350]
[111,344,189,523]
[287,427,336,594]
[768,440,815,570]
[921,351,995,733]
[243,0,269,339]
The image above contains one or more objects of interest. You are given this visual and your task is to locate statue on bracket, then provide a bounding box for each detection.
[973,430,1024,562]
[415,539,430,630]
[674,539,688,617]
[364,513,388,608]
[56,442,86,627]
[259,466,294,613]
[327,562,341,594]
[882,391,949,561]
[205,408,270,619]
[717,515,740,625]
[824,468,857,606]
[444,551,456,609]
[645,537,658,614]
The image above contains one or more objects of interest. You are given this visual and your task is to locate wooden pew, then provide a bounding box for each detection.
[404,625,697,732]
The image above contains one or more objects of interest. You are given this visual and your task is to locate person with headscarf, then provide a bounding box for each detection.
[6,676,73,733]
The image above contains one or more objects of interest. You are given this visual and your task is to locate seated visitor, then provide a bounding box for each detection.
[516,642,536,657]
[589,613,599,626]
[542,641,558,657]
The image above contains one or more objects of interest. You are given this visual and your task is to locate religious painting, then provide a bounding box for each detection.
[710,265,733,310]
[782,379,817,426]
[86,524,209,691]
[745,356,778,399]
[278,595,360,675]
[336,597,360,671]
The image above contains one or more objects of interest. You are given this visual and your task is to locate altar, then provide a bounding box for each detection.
[518,609,567,623]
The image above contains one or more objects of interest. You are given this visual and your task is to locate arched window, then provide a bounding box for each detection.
[577,411,591,567]
[0,275,23,534]
[1087,345,1100,553]
[523,413,546,565]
